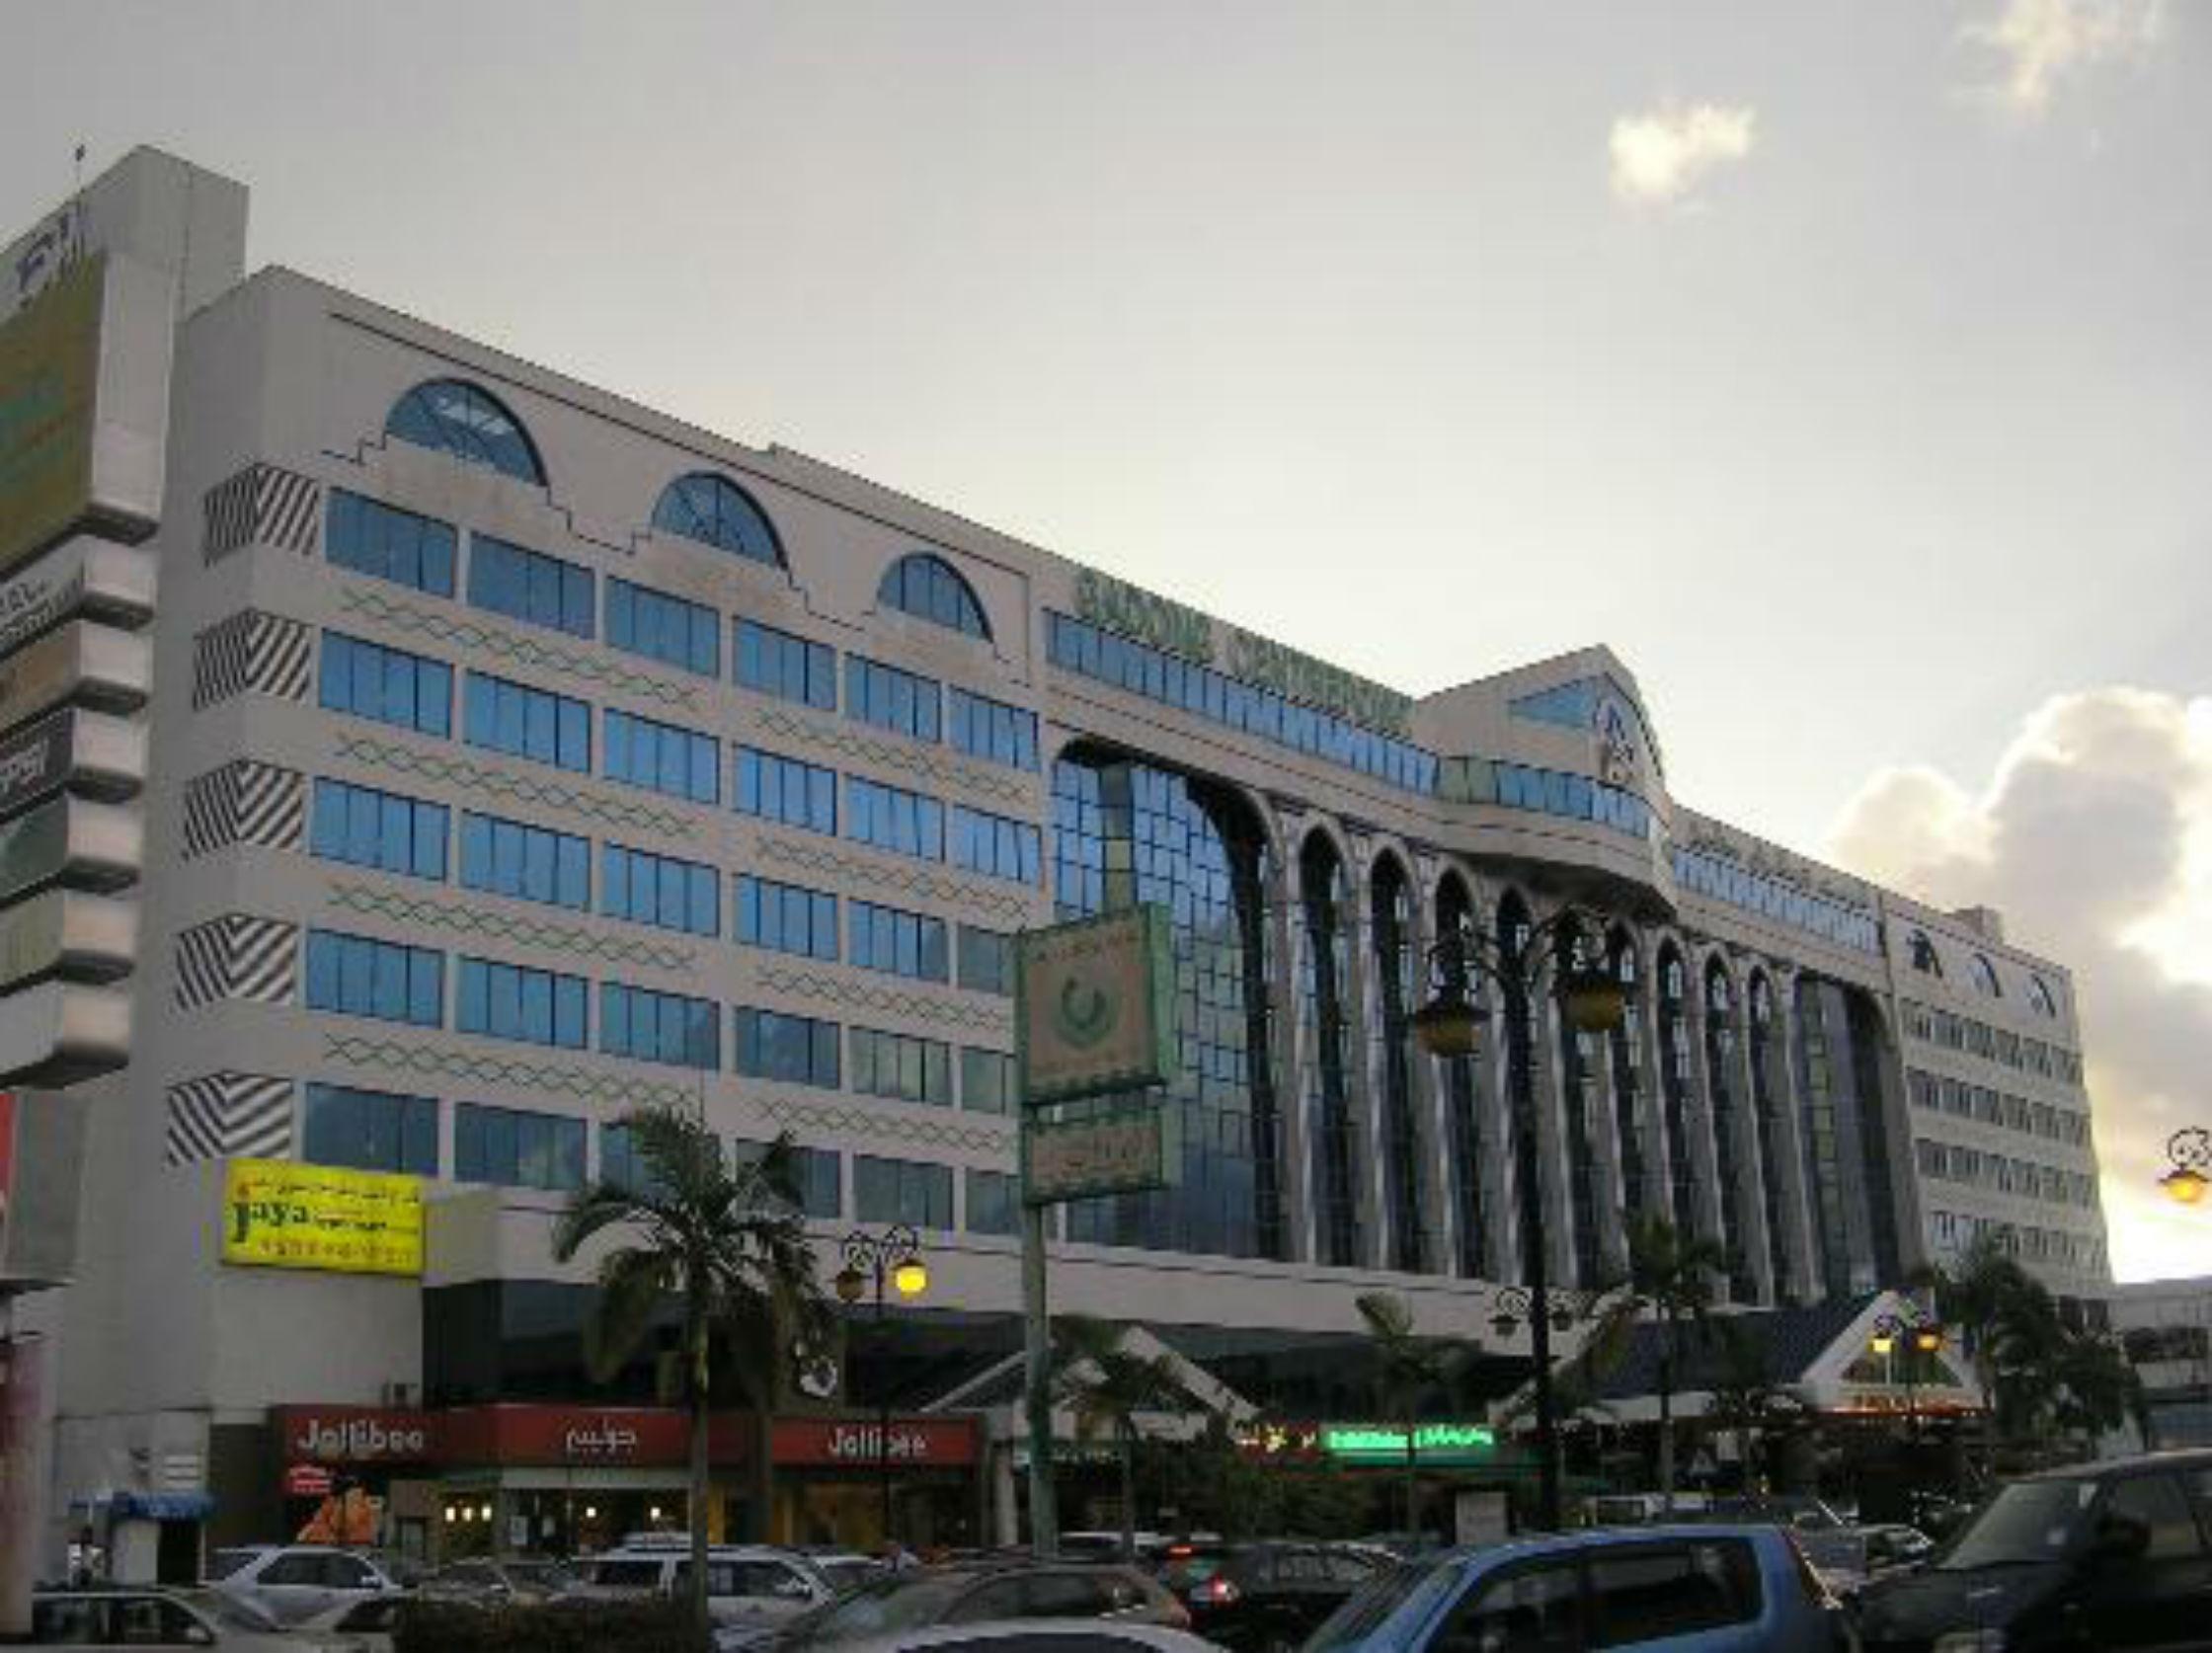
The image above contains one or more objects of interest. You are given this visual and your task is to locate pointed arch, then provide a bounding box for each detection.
[1301,828,1360,1268]
[1701,954,1752,1299]
[1745,967,1792,1299]
[1605,924,1650,1236]
[1435,870,1487,1278]
[385,379,544,484]
[1654,938,1700,1241]
[878,551,990,639]
[1370,851,1428,1274]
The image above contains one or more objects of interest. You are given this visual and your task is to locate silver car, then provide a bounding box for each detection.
[206,1543,402,1626]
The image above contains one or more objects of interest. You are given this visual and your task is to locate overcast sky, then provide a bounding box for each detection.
[4,0,2206,1278]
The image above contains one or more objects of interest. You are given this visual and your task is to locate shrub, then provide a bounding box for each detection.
[394,1597,703,1653]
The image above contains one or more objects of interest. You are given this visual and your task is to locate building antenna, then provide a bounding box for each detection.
[73,142,86,196]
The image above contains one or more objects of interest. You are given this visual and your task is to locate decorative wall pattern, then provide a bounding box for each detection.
[325,883,698,973]
[321,1033,697,1110]
[336,587,700,712]
[202,462,321,564]
[753,705,1033,807]
[183,758,307,858]
[175,913,300,1009]
[756,1093,1013,1156]
[754,963,1010,1035]
[165,1072,294,1165]
[333,734,691,837]
[752,833,1034,923]
[192,610,314,709]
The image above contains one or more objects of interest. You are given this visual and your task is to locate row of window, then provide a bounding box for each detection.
[1928,1208,2107,1276]
[1905,1066,2092,1147]
[1439,755,1656,845]
[301,1079,1019,1231]
[319,636,1045,879]
[330,487,1030,765]
[1905,928,2061,1016]
[1902,1001,2083,1083]
[310,778,1015,984]
[1669,845,1884,956]
[1914,1137,2100,1209]
[1046,610,1439,794]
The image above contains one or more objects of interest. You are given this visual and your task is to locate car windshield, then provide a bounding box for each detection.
[1936,1480,2097,1570]
[205,1548,262,1581]
[790,1574,973,1643]
[1305,1558,1465,1653]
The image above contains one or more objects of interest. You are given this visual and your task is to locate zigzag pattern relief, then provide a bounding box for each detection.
[326,884,698,973]
[337,587,700,711]
[322,1034,696,1109]
[758,1094,1013,1155]
[751,835,1032,922]
[755,964,1010,1033]
[753,707,1031,807]
[333,735,691,837]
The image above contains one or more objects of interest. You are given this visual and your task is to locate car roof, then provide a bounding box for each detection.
[844,1618,1214,1653]
[2021,1448,2212,1482]
[1436,1524,1785,1563]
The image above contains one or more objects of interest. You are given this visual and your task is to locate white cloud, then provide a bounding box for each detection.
[1608,103,1757,206]
[1827,686,2212,1283]
[1962,0,2163,115]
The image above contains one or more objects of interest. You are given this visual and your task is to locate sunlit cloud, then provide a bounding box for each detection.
[1608,103,1756,206]
[1961,0,2164,115]
[1827,687,2212,1283]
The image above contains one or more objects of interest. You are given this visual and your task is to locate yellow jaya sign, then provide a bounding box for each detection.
[0,254,102,577]
[221,1158,425,1277]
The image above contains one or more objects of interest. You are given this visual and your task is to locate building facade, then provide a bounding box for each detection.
[5,151,2110,1572]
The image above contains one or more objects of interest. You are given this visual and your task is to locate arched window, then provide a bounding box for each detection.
[1607,929,1647,1233]
[1656,944,1698,1240]
[1907,931,1943,977]
[1437,873,1486,1278]
[1703,959,1752,1300]
[385,380,544,484]
[2027,975,2058,1018]
[878,552,990,639]
[1971,954,2004,998]
[652,473,782,566]
[1370,855,1428,1275]
[1302,832,1359,1269]
[1746,972,1790,1300]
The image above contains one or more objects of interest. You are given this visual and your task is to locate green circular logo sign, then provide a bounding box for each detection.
[1055,974,1119,1049]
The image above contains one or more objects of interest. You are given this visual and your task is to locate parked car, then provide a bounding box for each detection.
[1306,1524,1848,1653]
[1856,1523,1936,1578]
[799,1620,1227,1653]
[724,1560,1188,1650]
[799,1548,893,1596]
[572,1540,831,1625]
[1156,1541,1388,1652]
[415,1555,577,1605]
[1854,1448,2212,1651]
[23,1588,305,1650]
[285,1593,405,1653]
[1060,1531,1176,1563]
[205,1544,404,1626]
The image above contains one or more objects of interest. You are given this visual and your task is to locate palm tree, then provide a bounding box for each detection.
[1914,1231,2047,1466]
[1053,1317,1191,1559]
[1355,1293,1458,1541]
[553,1109,826,1646]
[1620,1216,1728,1512]
[1703,1320,1806,1493]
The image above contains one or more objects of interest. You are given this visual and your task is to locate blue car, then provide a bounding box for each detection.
[1303,1524,1849,1653]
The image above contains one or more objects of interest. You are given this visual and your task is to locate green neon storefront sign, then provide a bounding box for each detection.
[1321,1422,1497,1464]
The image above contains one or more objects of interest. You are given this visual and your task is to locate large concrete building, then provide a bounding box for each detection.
[4,150,2111,1574]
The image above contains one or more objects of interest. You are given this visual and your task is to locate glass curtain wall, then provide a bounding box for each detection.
[1437,875,1488,1278]
[1607,929,1649,1233]
[1555,916,1603,1292]
[1656,946,1700,1240]
[1301,832,1362,1267]
[1793,978,1849,1296]
[1370,857,1431,1274]
[1049,753,1284,1259]
[1702,961,1754,1299]
[1497,892,1538,1286]
[1747,974,1792,1300]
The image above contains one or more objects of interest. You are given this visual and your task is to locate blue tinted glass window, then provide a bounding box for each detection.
[848,901,949,983]
[304,930,444,1027]
[734,619,836,710]
[652,473,781,565]
[310,779,448,881]
[844,777,943,860]
[467,535,593,639]
[456,957,589,1049]
[601,843,719,936]
[849,1027,953,1106]
[948,805,1041,885]
[735,876,838,961]
[732,1139,842,1219]
[956,926,1014,995]
[854,1154,954,1228]
[462,672,592,771]
[458,812,590,909]
[734,748,837,833]
[844,657,942,743]
[319,634,452,738]
[606,578,719,676]
[302,1083,437,1176]
[733,1007,841,1087]
[600,982,721,1069]
[603,710,719,805]
[966,1168,1019,1234]
[948,687,1038,770]
[384,380,545,485]
[454,1102,586,1191]
[325,491,456,596]
[878,553,989,639]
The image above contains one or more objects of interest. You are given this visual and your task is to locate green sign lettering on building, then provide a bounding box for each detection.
[1320,1422,1497,1465]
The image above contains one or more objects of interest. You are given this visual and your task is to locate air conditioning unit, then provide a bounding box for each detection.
[380,1381,420,1409]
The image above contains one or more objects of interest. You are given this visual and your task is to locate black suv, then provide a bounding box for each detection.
[1157,1542,1389,1653]
[1855,1448,2212,1651]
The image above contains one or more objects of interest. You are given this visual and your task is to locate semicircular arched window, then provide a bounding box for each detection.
[1908,931,1943,977]
[2027,975,2058,1017]
[385,379,544,485]
[878,552,990,640]
[652,472,782,566]
[1971,954,2004,998]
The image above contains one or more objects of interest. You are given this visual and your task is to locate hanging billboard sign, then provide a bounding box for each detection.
[0,539,155,663]
[0,982,128,1086]
[1015,905,1176,1106]
[220,1158,425,1277]
[0,621,149,738]
[1022,1103,1179,1205]
[0,889,137,990]
[0,707,146,823]
[0,796,140,906]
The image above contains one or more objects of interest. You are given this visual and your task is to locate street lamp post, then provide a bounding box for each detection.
[2162,1129,2212,1206]
[1868,1309,1945,1437]
[835,1225,928,1546]
[1413,904,1630,1532]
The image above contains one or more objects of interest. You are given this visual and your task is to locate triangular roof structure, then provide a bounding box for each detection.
[923,1325,1257,1441]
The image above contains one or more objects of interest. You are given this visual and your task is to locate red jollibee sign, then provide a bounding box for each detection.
[275,1406,434,1464]
[771,1417,979,1466]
